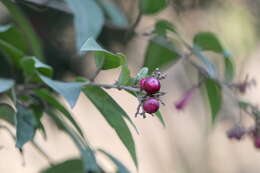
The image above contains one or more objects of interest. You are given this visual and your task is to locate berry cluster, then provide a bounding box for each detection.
[135,69,166,118]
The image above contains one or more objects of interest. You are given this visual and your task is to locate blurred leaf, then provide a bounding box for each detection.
[204,78,222,123]
[155,111,165,127]
[118,56,130,85]
[192,48,217,78]
[46,111,100,172]
[139,0,168,15]
[35,89,84,137]
[134,67,149,83]
[20,57,53,78]
[97,0,128,28]
[65,0,104,52]
[82,85,138,167]
[224,57,235,82]
[41,159,84,173]
[144,36,180,72]
[39,75,84,108]
[80,37,124,70]
[0,103,16,124]
[16,104,38,149]
[98,149,131,173]
[0,78,14,93]
[238,100,251,109]
[1,0,44,59]
[154,20,177,36]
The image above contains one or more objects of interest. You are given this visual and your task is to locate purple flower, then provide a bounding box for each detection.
[175,88,195,110]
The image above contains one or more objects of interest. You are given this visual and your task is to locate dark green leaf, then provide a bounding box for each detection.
[46,111,99,172]
[238,101,251,109]
[0,103,16,124]
[154,20,177,36]
[204,78,222,123]
[80,38,124,70]
[20,57,53,78]
[39,75,84,108]
[118,56,130,85]
[224,57,235,82]
[98,149,131,173]
[155,111,165,127]
[1,0,44,59]
[0,78,14,93]
[16,104,38,149]
[35,89,84,137]
[65,0,104,52]
[41,159,84,173]
[143,36,180,72]
[82,86,138,167]
[139,0,168,15]
[97,0,128,28]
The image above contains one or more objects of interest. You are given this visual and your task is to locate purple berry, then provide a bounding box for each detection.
[139,78,147,90]
[143,98,160,114]
[254,136,260,149]
[143,77,161,94]
[227,126,245,140]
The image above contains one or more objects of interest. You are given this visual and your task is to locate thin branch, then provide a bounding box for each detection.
[125,10,142,40]
[85,82,141,93]
[89,67,102,82]
[31,140,54,165]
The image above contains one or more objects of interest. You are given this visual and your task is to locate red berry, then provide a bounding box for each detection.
[139,78,147,90]
[143,77,161,94]
[254,136,260,148]
[143,98,160,114]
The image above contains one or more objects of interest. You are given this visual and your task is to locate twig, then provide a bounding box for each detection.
[125,10,142,40]
[31,140,54,165]
[89,67,102,82]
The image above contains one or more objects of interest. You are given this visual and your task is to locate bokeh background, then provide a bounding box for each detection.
[1,0,260,172]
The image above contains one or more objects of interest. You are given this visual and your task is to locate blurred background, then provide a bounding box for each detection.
[1,0,260,172]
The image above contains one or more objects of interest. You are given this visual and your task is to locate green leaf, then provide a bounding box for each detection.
[35,89,84,137]
[118,56,130,85]
[20,57,53,78]
[155,111,165,127]
[224,57,235,82]
[80,37,124,70]
[139,0,168,15]
[97,0,128,28]
[134,67,149,83]
[82,85,138,167]
[65,0,104,52]
[1,0,44,59]
[0,78,14,93]
[154,20,177,36]
[98,149,131,173]
[143,36,180,72]
[0,103,16,124]
[46,111,100,172]
[16,104,38,149]
[41,159,84,173]
[204,78,222,123]
[39,75,84,108]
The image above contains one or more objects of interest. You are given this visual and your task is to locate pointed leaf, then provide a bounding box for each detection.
[35,89,84,137]
[39,75,84,108]
[16,104,38,148]
[144,36,180,72]
[118,56,130,85]
[154,20,177,36]
[204,78,222,123]
[98,149,131,173]
[139,0,168,15]
[224,57,235,82]
[82,86,138,167]
[155,111,165,127]
[80,38,124,70]
[0,78,14,93]
[65,0,104,52]
[134,67,149,82]
[41,159,84,173]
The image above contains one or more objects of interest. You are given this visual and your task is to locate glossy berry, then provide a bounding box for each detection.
[254,136,260,148]
[143,77,161,94]
[139,78,147,90]
[227,126,246,140]
[143,98,160,114]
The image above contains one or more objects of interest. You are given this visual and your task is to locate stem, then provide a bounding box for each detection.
[125,10,142,40]
[31,140,54,165]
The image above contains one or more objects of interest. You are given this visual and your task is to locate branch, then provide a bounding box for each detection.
[85,82,141,93]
